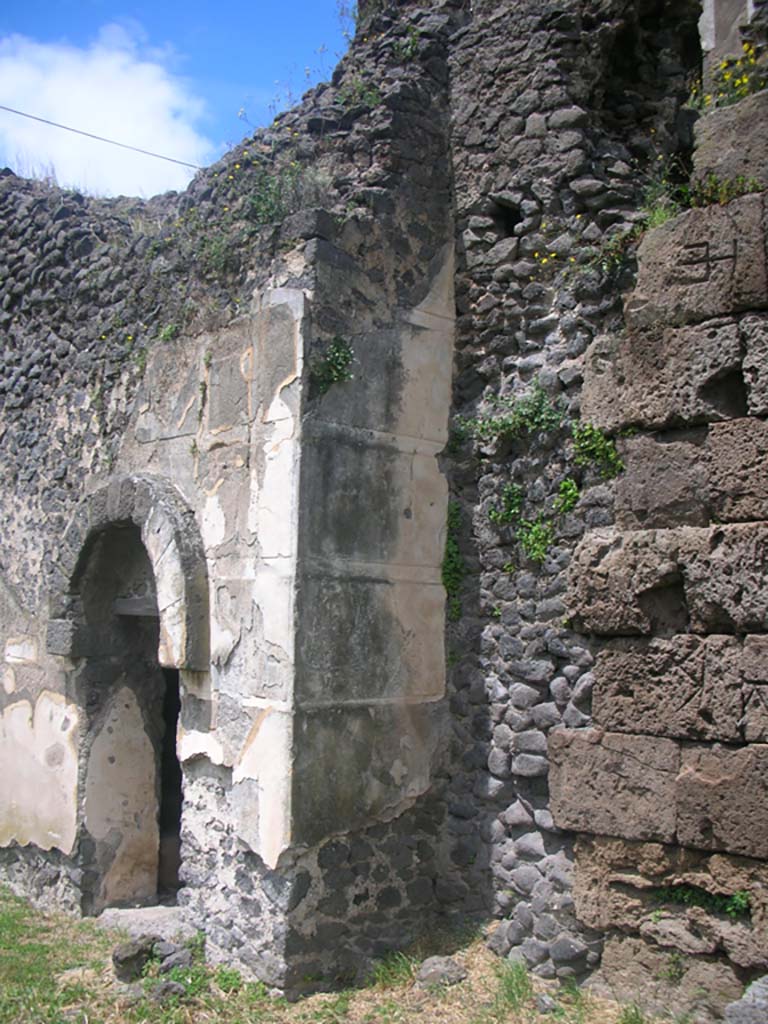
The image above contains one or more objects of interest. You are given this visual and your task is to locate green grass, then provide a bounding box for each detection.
[617,1006,648,1024]
[495,960,534,1012]
[0,886,114,1024]
[371,951,416,988]
[0,886,675,1024]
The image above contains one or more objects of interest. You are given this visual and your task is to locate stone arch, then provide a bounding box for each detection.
[46,474,209,671]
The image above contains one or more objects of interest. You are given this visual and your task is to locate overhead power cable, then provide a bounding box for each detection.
[0,103,204,170]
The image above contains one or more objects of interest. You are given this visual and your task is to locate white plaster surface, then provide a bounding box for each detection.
[4,636,38,664]
[141,506,187,667]
[0,691,78,853]
[178,726,227,766]
[233,706,293,867]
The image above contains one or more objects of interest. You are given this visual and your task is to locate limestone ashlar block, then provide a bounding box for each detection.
[581,319,743,433]
[626,194,768,329]
[615,433,711,529]
[548,729,679,843]
[683,523,768,633]
[570,525,768,638]
[299,428,446,569]
[568,528,689,636]
[742,636,768,742]
[593,636,743,742]
[708,417,768,522]
[693,91,768,191]
[295,571,445,703]
[291,701,447,848]
[676,743,768,860]
[742,313,768,416]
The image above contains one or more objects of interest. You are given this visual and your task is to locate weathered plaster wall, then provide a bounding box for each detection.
[0,0,460,993]
[1,0,768,1015]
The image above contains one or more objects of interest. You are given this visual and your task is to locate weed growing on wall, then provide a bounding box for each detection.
[309,337,355,396]
[456,383,563,444]
[456,382,622,568]
[338,74,381,110]
[516,516,555,564]
[392,27,421,62]
[553,477,580,515]
[651,884,751,921]
[158,323,180,343]
[688,41,767,108]
[488,482,524,525]
[572,422,624,479]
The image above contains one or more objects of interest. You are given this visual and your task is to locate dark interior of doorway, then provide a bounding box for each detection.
[158,667,183,901]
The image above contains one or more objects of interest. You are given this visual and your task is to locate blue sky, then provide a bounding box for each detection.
[0,2,350,196]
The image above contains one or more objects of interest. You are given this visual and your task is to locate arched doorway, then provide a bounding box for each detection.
[46,475,209,914]
[75,523,183,910]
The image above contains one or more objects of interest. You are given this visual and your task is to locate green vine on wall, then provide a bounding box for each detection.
[442,501,466,622]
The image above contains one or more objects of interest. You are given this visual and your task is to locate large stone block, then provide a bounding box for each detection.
[590,933,744,1024]
[570,525,768,638]
[676,744,768,860]
[549,729,679,843]
[742,636,768,742]
[626,194,768,328]
[291,701,447,848]
[299,427,446,568]
[742,314,768,416]
[683,523,768,633]
[693,91,768,191]
[615,433,710,528]
[295,571,445,703]
[573,836,768,970]
[581,319,743,432]
[568,529,690,636]
[593,635,743,741]
[708,418,768,522]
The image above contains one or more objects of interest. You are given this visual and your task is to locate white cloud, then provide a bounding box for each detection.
[0,23,218,197]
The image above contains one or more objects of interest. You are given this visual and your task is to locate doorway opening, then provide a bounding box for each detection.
[74,523,187,913]
[158,668,183,899]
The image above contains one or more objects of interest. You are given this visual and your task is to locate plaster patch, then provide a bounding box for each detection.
[178,726,226,766]
[85,686,158,905]
[233,706,292,867]
[202,492,228,549]
[0,692,79,853]
[5,636,37,665]
[3,668,15,694]
[258,395,298,561]
[253,566,294,659]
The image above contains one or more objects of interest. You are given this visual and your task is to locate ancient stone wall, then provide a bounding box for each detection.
[1,0,767,1016]
[549,89,768,1019]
